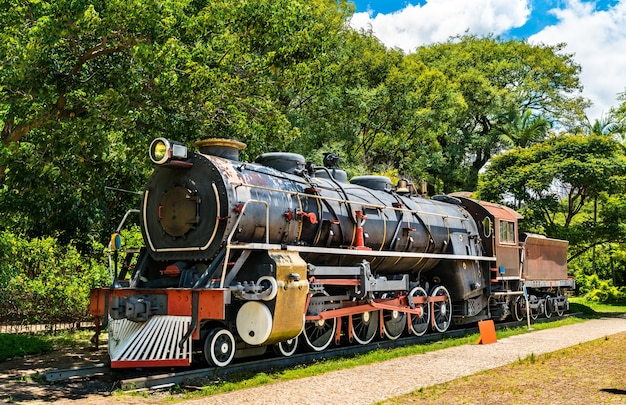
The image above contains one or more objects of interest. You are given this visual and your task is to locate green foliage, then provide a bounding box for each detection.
[0,129,147,250]
[290,30,460,186]
[478,133,626,235]
[0,0,355,247]
[575,274,626,304]
[0,329,98,361]
[119,224,144,249]
[0,334,53,361]
[569,296,626,314]
[0,231,110,324]
[478,132,626,288]
[410,35,589,191]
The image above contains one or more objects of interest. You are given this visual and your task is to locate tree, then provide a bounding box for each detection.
[477,133,626,243]
[494,108,552,149]
[409,35,590,192]
[605,92,626,141]
[287,29,465,186]
[0,0,354,244]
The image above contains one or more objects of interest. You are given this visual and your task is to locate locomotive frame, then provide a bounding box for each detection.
[89,137,574,368]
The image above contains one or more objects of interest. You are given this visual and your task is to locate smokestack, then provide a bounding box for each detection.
[194,138,247,161]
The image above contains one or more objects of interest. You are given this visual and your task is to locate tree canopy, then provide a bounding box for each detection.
[477,133,626,248]
[4,0,626,319]
[407,35,589,192]
[0,0,354,244]
[0,0,616,266]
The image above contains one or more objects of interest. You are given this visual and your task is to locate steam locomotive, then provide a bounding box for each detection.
[89,137,574,368]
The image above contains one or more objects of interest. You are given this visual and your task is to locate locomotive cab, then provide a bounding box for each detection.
[450,195,524,278]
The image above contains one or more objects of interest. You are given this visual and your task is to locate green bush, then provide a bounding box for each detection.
[0,231,110,324]
[575,273,626,305]
[0,333,53,361]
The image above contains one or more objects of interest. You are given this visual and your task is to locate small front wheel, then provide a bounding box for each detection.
[204,328,236,367]
[274,336,299,357]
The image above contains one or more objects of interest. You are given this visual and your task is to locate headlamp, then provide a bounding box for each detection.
[149,138,188,165]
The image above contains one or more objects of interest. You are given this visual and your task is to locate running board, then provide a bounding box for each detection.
[108,315,192,368]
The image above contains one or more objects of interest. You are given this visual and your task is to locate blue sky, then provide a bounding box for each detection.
[350,0,626,120]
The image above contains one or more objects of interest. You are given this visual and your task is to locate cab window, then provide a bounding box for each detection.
[499,220,516,244]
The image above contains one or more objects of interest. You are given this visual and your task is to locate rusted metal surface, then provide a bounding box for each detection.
[478,200,524,222]
[495,245,522,277]
[522,234,569,281]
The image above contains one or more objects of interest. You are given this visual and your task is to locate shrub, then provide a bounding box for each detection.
[0,231,110,324]
[576,273,626,305]
[0,333,53,361]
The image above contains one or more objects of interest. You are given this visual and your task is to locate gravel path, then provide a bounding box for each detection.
[184,317,626,405]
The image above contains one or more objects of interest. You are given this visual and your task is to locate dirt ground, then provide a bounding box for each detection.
[0,339,113,404]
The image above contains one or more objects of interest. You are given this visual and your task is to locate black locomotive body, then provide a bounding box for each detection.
[89,138,574,368]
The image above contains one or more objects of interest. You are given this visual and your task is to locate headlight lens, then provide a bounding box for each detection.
[150,138,170,164]
[171,143,188,160]
[153,141,167,160]
[149,138,188,165]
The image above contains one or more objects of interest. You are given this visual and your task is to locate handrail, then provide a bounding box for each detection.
[220,199,269,288]
[114,209,141,233]
[108,209,140,283]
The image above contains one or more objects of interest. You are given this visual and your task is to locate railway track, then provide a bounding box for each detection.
[45,314,579,391]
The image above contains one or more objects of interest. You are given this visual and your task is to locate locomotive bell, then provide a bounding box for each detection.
[396,179,410,194]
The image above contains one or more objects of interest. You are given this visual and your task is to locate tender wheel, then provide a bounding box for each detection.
[408,286,430,336]
[351,310,379,344]
[555,297,566,317]
[303,318,337,351]
[513,295,526,321]
[543,295,553,318]
[528,294,539,320]
[274,336,299,357]
[383,308,406,340]
[204,328,235,367]
[431,286,452,333]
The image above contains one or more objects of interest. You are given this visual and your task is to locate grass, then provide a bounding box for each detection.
[0,329,93,361]
[0,334,52,361]
[568,296,626,316]
[376,330,626,405]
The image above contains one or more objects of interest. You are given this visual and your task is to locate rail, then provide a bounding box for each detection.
[107,209,140,283]
[44,313,582,388]
[226,242,496,262]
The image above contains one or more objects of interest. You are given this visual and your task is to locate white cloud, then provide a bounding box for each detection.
[350,0,530,52]
[349,0,626,121]
[528,0,626,119]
